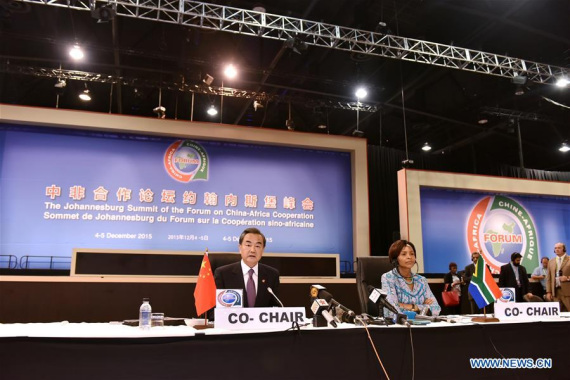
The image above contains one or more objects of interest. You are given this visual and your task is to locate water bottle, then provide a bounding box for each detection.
[139,298,152,330]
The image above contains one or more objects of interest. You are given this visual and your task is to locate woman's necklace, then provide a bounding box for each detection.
[397,268,414,284]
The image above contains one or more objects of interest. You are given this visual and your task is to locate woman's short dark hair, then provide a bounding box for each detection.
[449,262,457,270]
[388,240,416,264]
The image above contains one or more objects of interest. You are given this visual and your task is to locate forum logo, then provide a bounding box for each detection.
[164,140,209,182]
[466,195,538,274]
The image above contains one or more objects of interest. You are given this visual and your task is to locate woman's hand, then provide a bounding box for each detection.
[424,298,434,305]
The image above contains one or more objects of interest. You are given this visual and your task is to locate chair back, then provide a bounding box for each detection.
[355,256,393,316]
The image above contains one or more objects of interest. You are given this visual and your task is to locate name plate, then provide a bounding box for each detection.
[214,307,306,331]
[494,302,560,321]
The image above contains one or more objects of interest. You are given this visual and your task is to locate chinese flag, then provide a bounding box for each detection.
[194,252,217,316]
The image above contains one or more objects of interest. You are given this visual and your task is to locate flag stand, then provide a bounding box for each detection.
[194,314,213,330]
[471,306,499,323]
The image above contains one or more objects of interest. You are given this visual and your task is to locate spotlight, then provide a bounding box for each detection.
[224,64,237,79]
[54,79,66,89]
[253,100,264,111]
[355,87,367,99]
[555,77,569,88]
[54,79,66,95]
[153,106,166,119]
[203,74,214,86]
[401,159,414,168]
[207,105,218,116]
[284,36,307,55]
[422,142,432,151]
[79,88,91,101]
[514,85,525,96]
[286,119,295,131]
[511,75,527,85]
[559,142,570,153]
[91,4,116,23]
[317,124,327,130]
[352,129,364,137]
[69,45,84,60]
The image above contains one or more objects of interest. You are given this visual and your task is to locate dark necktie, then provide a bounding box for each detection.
[247,268,256,307]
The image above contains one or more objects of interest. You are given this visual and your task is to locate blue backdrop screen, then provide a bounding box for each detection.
[0,124,353,268]
[420,186,569,274]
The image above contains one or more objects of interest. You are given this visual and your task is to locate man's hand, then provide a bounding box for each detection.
[545,293,553,301]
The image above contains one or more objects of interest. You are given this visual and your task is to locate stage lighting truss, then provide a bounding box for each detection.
[16,0,569,85]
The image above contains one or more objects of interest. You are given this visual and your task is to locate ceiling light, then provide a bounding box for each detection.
[79,88,91,101]
[477,115,488,125]
[69,45,84,60]
[422,142,432,151]
[355,87,367,99]
[514,85,524,96]
[224,64,237,79]
[253,3,266,12]
[253,100,263,111]
[317,124,327,129]
[555,77,569,88]
[559,142,570,152]
[207,105,218,116]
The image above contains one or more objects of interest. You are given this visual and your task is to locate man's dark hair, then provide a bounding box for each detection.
[511,252,522,262]
[449,262,457,270]
[239,228,266,247]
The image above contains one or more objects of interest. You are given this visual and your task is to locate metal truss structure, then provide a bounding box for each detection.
[0,63,379,112]
[17,0,569,85]
[480,106,555,123]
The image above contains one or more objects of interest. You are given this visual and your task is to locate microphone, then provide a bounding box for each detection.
[311,298,337,328]
[333,305,356,324]
[267,287,284,307]
[311,285,356,322]
[367,285,399,315]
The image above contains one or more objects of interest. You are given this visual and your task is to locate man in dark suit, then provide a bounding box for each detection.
[463,250,481,314]
[214,227,280,307]
[498,252,532,303]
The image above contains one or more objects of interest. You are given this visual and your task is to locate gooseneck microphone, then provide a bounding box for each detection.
[367,285,400,315]
[267,287,284,307]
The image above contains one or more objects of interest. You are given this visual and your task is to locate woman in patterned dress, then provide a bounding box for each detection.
[381,240,441,319]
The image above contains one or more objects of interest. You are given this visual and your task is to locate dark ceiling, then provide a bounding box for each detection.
[1,0,569,171]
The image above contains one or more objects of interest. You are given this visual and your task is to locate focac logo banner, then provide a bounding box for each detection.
[467,195,539,274]
[164,140,209,182]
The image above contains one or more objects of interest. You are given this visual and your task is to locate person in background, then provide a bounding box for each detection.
[531,257,549,299]
[381,240,440,320]
[463,250,481,314]
[443,262,463,314]
[498,252,532,303]
[545,242,570,311]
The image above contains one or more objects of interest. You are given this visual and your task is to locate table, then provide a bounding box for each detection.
[1,316,569,380]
